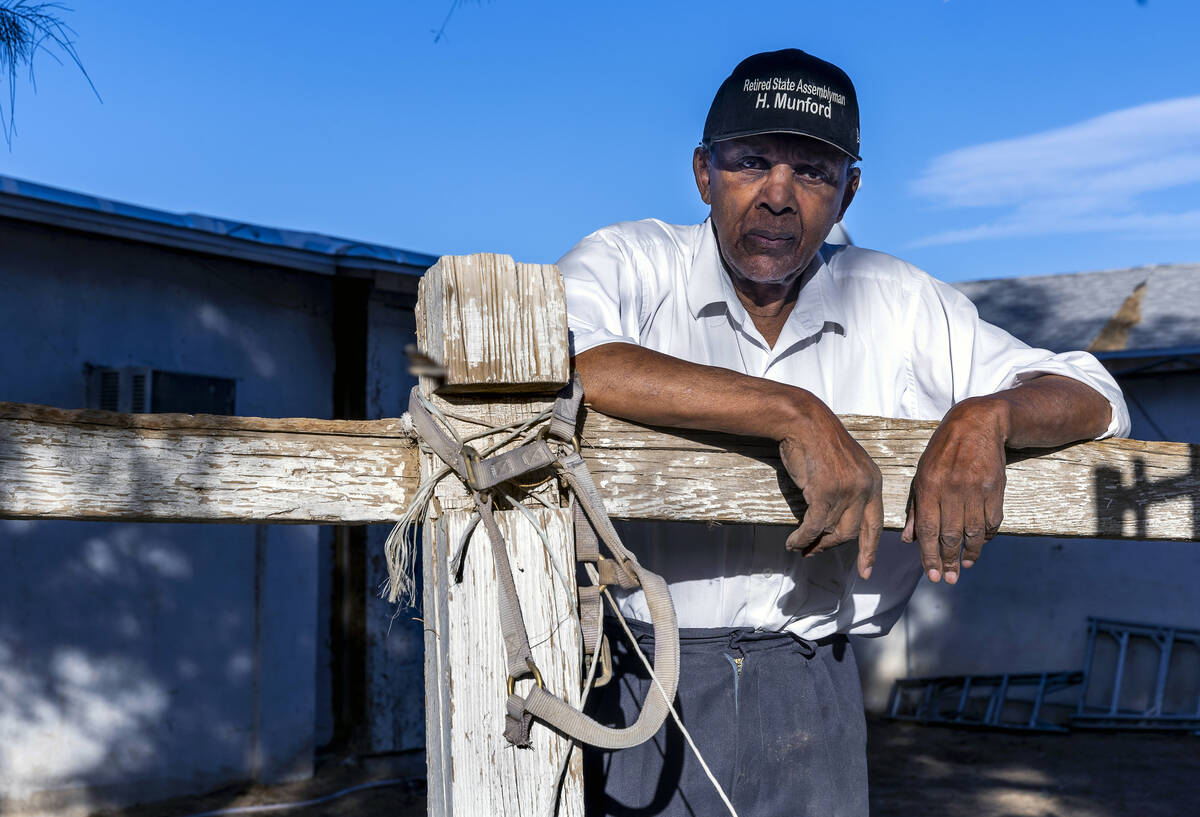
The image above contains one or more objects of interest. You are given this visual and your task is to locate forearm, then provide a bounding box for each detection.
[578,342,884,575]
[952,374,1113,450]
[574,342,820,442]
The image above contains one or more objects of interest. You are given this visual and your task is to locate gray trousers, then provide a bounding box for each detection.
[583,619,868,817]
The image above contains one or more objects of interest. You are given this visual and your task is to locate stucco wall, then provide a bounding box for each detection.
[0,219,333,813]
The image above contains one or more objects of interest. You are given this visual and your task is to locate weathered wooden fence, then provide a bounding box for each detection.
[1,253,1197,817]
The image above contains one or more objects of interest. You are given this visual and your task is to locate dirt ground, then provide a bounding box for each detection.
[96,718,1200,817]
[91,756,427,817]
[865,719,1200,817]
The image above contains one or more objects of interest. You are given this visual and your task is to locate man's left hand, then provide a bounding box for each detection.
[902,375,1114,584]
[902,397,1008,585]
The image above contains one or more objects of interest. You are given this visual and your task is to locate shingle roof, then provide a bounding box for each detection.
[953,264,1200,355]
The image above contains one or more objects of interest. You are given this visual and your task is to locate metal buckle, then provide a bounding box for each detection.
[538,423,581,454]
[506,660,545,697]
[460,444,482,490]
[592,636,613,688]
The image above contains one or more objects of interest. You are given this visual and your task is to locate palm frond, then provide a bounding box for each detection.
[0,1,99,147]
[432,0,492,44]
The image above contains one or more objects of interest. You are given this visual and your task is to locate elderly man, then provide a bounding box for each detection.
[559,49,1128,816]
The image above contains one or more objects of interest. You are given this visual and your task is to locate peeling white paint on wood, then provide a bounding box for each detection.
[425,508,583,817]
[0,401,1195,540]
[0,402,416,523]
[580,412,1200,541]
[416,254,570,393]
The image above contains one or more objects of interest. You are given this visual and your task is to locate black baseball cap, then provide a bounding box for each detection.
[702,49,861,161]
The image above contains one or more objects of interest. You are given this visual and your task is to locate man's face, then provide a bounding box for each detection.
[693,133,859,294]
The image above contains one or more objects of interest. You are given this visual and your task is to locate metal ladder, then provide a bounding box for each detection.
[1073,617,1200,730]
[887,670,1082,732]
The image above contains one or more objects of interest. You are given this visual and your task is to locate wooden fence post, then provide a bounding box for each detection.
[416,254,583,817]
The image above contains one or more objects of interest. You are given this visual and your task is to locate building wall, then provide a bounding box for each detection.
[363,290,425,753]
[855,370,1200,711]
[0,220,334,813]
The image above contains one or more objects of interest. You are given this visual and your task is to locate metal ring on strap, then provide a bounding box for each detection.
[507,661,546,696]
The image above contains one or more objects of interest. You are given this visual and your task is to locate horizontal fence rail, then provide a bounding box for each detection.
[1,400,1195,540]
[0,402,417,524]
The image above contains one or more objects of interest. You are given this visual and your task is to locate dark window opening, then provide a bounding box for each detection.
[151,370,236,415]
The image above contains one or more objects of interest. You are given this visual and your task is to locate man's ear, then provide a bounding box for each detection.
[838,165,860,222]
[693,146,712,205]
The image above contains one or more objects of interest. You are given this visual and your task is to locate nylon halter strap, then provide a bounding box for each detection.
[407,377,680,750]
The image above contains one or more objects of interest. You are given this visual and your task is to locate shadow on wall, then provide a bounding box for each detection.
[879,540,1200,710]
[0,519,317,816]
[0,525,178,799]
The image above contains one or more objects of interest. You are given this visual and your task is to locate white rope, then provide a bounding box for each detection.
[541,602,607,817]
[586,563,742,817]
[174,778,411,817]
[381,462,449,605]
[383,393,552,606]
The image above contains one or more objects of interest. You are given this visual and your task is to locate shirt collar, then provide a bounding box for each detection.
[686,218,739,320]
[780,245,847,344]
[687,218,847,339]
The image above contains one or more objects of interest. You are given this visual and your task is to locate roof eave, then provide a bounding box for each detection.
[0,190,435,280]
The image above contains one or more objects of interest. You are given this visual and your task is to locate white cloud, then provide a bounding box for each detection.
[910,96,1200,246]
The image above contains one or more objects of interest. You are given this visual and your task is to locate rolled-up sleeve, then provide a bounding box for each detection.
[557,229,647,355]
[910,276,1131,439]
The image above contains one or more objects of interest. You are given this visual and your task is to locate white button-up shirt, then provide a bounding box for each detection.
[558,218,1130,640]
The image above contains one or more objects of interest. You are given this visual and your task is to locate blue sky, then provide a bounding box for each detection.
[4,0,1200,282]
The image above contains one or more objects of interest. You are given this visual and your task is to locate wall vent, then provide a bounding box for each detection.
[86,366,153,413]
[85,366,236,415]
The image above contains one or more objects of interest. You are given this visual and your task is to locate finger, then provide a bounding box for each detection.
[787,498,834,552]
[858,491,884,580]
[961,500,988,570]
[938,500,965,585]
[801,529,848,557]
[966,490,1005,570]
[912,493,943,583]
[901,486,916,544]
[803,501,863,557]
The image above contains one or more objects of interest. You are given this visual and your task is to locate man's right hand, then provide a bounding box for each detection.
[775,398,883,579]
[575,342,883,579]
